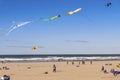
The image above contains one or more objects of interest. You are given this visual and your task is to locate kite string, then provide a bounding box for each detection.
[81,10,93,23]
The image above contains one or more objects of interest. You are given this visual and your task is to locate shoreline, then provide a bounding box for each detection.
[1,59,120,63]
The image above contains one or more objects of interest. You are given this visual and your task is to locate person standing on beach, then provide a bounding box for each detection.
[101,66,104,71]
[72,61,74,65]
[67,61,69,64]
[79,61,80,64]
[90,60,92,64]
[82,60,85,64]
[53,64,56,72]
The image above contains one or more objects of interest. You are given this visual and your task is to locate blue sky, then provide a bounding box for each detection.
[0,0,120,54]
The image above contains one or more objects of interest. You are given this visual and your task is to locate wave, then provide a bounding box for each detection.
[0,56,120,62]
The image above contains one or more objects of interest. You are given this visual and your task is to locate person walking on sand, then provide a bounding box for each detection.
[53,64,56,72]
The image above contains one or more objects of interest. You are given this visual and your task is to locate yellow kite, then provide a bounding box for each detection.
[32,46,39,50]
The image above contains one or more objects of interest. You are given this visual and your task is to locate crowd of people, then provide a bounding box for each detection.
[101,65,120,76]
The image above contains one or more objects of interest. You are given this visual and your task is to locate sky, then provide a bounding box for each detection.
[0,0,120,55]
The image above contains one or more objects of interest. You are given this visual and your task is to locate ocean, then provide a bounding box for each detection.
[0,54,120,62]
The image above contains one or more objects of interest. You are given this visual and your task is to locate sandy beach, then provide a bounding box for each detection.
[0,60,120,80]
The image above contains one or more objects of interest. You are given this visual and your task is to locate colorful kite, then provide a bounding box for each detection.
[67,8,82,15]
[6,21,31,35]
[5,7,84,36]
[43,15,61,21]
[32,46,39,50]
[5,15,61,35]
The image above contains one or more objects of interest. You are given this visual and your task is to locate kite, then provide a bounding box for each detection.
[5,15,60,35]
[6,21,31,35]
[67,8,82,15]
[5,7,83,35]
[105,2,112,7]
[43,15,61,21]
[32,46,39,50]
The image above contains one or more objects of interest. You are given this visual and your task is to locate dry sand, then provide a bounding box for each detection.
[0,61,120,80]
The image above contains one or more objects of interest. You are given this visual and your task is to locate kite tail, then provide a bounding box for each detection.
[6,28,15,35]
[6,21,31,35]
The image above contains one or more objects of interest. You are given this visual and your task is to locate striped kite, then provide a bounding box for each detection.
[67,8,82,15]
[43,15,61,21]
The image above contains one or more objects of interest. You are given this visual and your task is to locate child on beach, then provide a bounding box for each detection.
[101,66,104,71]
[53,64,56,72]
